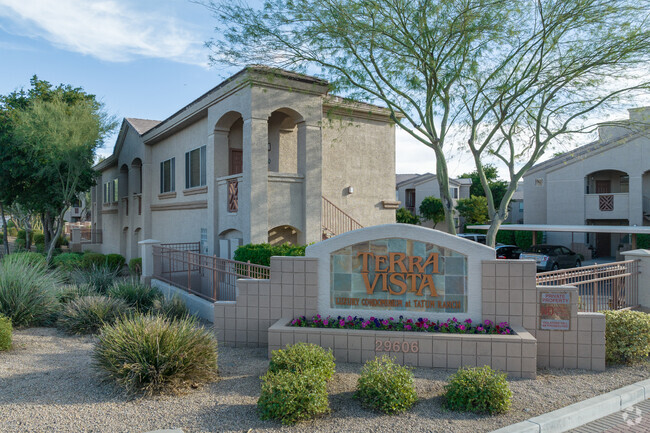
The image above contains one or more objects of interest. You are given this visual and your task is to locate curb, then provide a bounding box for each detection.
[490,378,650,433]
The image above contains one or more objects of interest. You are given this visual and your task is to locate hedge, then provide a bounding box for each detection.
[234,243,306,267]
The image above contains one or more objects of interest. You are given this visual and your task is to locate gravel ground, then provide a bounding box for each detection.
[1,328,649,433]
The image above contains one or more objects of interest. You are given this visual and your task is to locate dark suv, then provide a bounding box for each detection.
[520,244,581,271]
[495,245,522,260]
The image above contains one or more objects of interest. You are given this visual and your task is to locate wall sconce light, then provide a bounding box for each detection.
[347,186,354,194]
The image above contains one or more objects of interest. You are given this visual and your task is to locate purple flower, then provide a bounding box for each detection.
[405,325,412,330]
[464,319,472,324]
[484,319,493,326]
[477,326,484,332]
[381,320,389,326]
[361,322,367,328]
[323,320,329,326]
[339,320,345,327]
[459,325,466,331]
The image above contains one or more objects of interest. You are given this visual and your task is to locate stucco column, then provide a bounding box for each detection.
[242,117,269,244]
[629,174,643,226]
[141,145,153,240]
[139,239,160,285]
[298,122,322,244]
[622,249,650,309]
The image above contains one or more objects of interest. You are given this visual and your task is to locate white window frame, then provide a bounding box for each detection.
[449,187,459,199]
[185,145,207,189]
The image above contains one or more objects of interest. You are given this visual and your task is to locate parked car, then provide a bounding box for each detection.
[520,244,581,271]
[457,233,487,244]
[495,245,522,260]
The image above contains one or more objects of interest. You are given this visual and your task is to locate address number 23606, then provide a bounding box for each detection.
[375,339,419,353]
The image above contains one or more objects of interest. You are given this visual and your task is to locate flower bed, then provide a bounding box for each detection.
[290,315,513,335]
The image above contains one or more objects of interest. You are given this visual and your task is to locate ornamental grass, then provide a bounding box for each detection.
[57,296,130,335]
[94,314,218,396]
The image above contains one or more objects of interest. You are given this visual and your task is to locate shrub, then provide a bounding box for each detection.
[55,284,97,304]
[129,257,142,275]
[151,296,190,320]
[514,231,544,250]
[444,366,512,415]
[79,252,107,270]
[108,280,162,313]
[52,252,84,272]
[495,228,516,245]
[258,369,329,425]
[0,254,61,327]
[603,310,650,364]
[234,243,306,267]
[355,356,417,414]
[268,342,336,381]
[94,315,218,395]
[33,232,45,245]
[396,207,420,225]
[0,314,11,351]
[106,254,126,271]
[58,296,130,335]
[71,265,121,294]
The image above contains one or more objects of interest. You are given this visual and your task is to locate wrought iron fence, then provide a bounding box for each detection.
[152,245,270,302]
[536,260,640,312]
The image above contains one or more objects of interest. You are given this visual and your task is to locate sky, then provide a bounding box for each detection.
[0,0,640,179]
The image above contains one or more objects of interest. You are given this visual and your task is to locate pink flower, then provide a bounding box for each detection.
[361,322,367,328]
[423,323,429,329]
[323,320,329,326]
[405,325,412,330]
[459,325,466,331]
[477,326,484,332]
[339,320,345,327]
[381,320,389,326]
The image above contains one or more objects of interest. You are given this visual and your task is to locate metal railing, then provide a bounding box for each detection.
[322,195,363,237]
[161,242,200,252]
[152,245,270,301]
[537,260,640,312]
[80,228,102,244]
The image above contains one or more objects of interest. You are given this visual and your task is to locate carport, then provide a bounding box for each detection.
[466,224,650,250]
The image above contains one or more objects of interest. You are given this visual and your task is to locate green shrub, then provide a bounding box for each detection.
[258,369,329,425]
[108,280,162,313]
[58,296,130,335]
[638,234,650,249]
[151,296,190,321]
[55,284,97,304]
[495,228,516,245]
[33,232,45,245]
[355,356,417,414]
[71,265,121,294]
[106,253,126,271]
[396,208,420,225]
[603,310,650,364]
[234,243,306,267]
[444,366,512,415]
[94,314,218,395]
[0,314,11,351]
[0,254,61,327]
[129,257,142,275]
[514,231,544,250]
[269,342,336,381]
[52,252,83,272]
[80,252,107,270]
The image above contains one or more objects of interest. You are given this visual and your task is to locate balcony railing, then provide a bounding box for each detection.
[585,193,629,219]
[227,179,238,213]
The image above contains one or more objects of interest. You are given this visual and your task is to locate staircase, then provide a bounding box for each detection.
[321,196,363,239]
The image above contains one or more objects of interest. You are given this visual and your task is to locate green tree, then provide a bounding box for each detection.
[459,165,508,207]
[418,196,445,228]
[204,0,650,245]
[456,196,489,225]
[396,207,419,225]
[0,76,115,262]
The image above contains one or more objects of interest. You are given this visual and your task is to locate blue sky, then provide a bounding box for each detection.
[0,0,448,175]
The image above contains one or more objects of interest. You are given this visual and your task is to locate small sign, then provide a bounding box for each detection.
[540,291,571,331]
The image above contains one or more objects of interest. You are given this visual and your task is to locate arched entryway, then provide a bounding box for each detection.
[268,225,300,246]
[214,111,244,178]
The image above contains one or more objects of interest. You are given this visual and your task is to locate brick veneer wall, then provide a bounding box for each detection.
[214,257,318,347]
[481,260,605,371]
[215,256,605,373]
[268,320,537,378]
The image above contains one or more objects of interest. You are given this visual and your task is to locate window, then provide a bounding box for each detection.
[112,179,118,202]
[620,175,629,193]
[519,202,524,211]
[449,187,459,199]
[405,189,416,212]
[185,146,206,189]
[160,158,175,193]
[103,182,108,204]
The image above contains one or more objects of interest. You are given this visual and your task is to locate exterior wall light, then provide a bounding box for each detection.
[348,186,354,194]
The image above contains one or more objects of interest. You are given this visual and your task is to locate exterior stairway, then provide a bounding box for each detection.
[321,196,363,239]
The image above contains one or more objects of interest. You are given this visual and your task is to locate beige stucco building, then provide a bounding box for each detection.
[89,67,398,262]
[395,173,472,231]
[523,107,650,258]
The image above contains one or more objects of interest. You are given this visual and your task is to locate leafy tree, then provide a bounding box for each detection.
[204,0,650,245]
[418,196,444,228]
[0,76,115,262]
[456,196,489,225]
[396,207,419,225]
[459,165,508,208]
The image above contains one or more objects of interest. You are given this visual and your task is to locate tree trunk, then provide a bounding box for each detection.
[433,148,457,235]
[46,207,68,264]
[0,202,9,255]
[485,181,520,247]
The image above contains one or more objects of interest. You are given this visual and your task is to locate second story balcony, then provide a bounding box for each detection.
[585,193,630,220]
